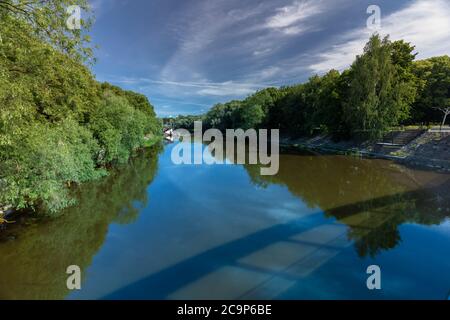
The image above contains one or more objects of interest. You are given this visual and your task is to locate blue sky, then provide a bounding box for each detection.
[88,0,450,117]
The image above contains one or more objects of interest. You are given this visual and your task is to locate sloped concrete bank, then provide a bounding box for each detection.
[280,131,450,173]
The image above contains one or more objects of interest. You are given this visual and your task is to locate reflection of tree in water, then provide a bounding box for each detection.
[0,145,162,300]
[244,153,450,258]
[353,218,402,258]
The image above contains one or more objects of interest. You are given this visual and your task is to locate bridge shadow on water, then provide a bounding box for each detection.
[103,179,450,300]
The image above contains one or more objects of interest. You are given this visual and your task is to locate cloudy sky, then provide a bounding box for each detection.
[88,0,450,117]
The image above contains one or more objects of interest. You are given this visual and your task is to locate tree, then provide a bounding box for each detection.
[300,70,343,136]
[236,103,264,130]
[0,0,94,62]
[89,93,150,165]
[0,2,162,214]
[165,115,204,131]
[204,101,241,130]
[391,40,417,76]
[390,39,419,123]
[438,107,450,129]
[271,84,307,135]
[412,56,450,127]
[241,87,281,127]
[99,82,161,134]
[343,34,416,140]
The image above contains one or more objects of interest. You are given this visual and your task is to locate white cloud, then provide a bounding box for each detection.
[253,48,273,56]
[265,0,323,35]
[310,0,450,73]
[111,76,266,98]
[195,81,260,96]
[151,98,210,108]
[149,79,264,92]
[257,66,283,80]
[160,0,329,92]
[153,79,263,97]
[161,1,268,81]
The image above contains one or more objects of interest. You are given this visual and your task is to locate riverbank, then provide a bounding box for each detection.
[0,205,14,223]
[0,136,163,224]
[143,134,163,148]
[280,131,450,173]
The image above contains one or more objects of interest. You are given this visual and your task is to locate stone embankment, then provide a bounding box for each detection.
[280,130,450,172]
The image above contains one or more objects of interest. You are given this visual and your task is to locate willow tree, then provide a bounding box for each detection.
[0,0,94,62]
[343,34,416,140]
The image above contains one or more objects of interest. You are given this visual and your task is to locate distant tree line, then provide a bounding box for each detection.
[169,35,450,141]
[163,115,204,131]
[0,1,161,214]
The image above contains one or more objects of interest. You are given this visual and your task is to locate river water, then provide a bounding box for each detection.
[0,141,449,300]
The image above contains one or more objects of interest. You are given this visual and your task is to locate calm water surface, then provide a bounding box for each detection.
[1,142,450,300]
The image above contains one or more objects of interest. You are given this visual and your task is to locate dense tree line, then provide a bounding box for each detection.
[0,1,161,214]
[172,35,449,141]
[163,114,203,131]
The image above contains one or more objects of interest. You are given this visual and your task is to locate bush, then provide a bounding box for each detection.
[90,94,150,165]
[0,119,105,213]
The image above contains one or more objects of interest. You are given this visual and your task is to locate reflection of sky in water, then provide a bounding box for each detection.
[1,142,449,300]
[70,144,320,299]
[68,143,450,300]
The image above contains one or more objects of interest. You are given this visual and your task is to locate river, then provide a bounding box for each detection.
[0,141,449,300]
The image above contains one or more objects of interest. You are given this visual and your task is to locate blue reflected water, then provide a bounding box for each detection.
[1,142,450,299]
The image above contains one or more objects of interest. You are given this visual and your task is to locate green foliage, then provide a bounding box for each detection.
[343,35,416,140]
[411,56,450,124]
[90,93,150,165]
[164,114,204,131]
[0,0,94,63]
[0,119,105,213]
[202,88,282,131]
[100,83,159,120]
[282,71,343,137]
[238,88,279,129]
[202,73,344,138]
[269,84,307,135]
[237,103,265,130]
[204,101,242,130]
[0,4,161,214]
